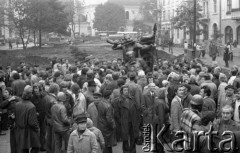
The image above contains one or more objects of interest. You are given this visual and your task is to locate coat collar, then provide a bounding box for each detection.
[71,129,92,137]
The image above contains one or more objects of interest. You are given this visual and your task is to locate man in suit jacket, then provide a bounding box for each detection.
[142,83,158,124]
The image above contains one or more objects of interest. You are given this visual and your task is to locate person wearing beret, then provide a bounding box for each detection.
[67,113,98,153]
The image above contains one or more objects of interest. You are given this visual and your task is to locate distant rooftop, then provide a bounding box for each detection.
[108,0,143,6]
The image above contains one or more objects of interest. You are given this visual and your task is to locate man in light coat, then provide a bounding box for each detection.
[67,113,98,153]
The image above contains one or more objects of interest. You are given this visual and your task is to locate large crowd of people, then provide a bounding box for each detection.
[0,55,240,153]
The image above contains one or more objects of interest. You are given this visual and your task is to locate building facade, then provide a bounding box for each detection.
[78,0,142,36]
[222,0,240,45]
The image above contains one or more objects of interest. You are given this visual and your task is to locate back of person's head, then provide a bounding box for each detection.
[203,73,211,81]
[103,89,112,99]
[219,73,227,82]
[231,68,238,76]
[129,72,136,81]
[112,72,119,81]
[72,73,79,82]
[49,83,60,94]
[189,75,197,84]
[82,67,89,75]
[32,68,38,75]
[117,79,125,87]
[13,72,20,80]
[71,83,80,94]
[207,66,213,73]
[57,92,66,102]
[201,86,211,97]
[213,73,219,80]
[201,111,216,126]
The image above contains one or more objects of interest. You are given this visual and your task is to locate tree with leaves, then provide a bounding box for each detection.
[64,0,84,38]
[1,0,33,49]
[133,0,158,34]
[93,2,126,31]
[171,1,207,42]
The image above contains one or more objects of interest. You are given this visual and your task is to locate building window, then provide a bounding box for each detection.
[227,0,232,13]
[203,2,206,14]
[225,26,233,44]
[126,11,129,20]
[163,0,165,6]
[177,29,179,38]
[213,0,217,13]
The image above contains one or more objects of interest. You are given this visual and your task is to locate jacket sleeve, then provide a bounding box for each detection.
[106,105,115,129]
[67,134,74,153]
[28,106,40,132]
[60,106,70,125]
[91,133,98,153]
[171,99,181,131]
[98,130,105,151]
[0,99,11,109]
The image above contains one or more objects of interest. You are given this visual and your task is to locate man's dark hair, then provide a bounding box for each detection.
[201,86,211,97]
[32,68,38,75]
[231,69,238,76]
[117,79,125,87]
[82,67,89,75]
[207,66,213,73]
[203,74,211,80]
[213,73,219,80]
[72,74,79,82]
[13,73,20,80]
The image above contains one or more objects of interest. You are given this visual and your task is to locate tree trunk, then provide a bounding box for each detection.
[25,29,30,49]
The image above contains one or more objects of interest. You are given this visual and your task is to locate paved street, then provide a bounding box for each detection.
[0,129,171,153]
[159,46,240,69]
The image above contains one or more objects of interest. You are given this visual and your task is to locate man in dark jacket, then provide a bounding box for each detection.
[31,83,47,151]
[223,46,230,67]
[51,92,71,153]
[15,85,40,153]
[11,72,26,97]
[44,83,59,153]
[97,90,115,153]
[200,86,216,113]
[115,85,141,153]
[233,72,240,91]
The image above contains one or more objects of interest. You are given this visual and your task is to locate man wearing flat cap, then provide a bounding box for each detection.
[15,85,40,153]
[67,113,98,153]
[217,84,236,116]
